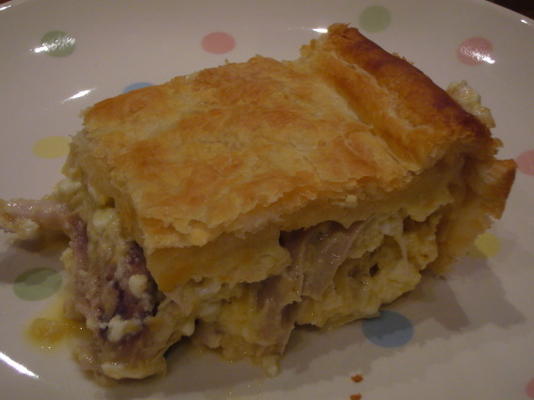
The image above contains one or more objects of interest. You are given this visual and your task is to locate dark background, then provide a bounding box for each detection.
[488,0,534,17]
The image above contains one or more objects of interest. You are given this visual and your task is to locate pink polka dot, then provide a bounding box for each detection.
[201,32,235,54]
[457,37,494,65]
[525,377,534,398]
[517,150,534,176]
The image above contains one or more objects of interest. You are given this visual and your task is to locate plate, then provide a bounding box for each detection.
[1,0,533,399]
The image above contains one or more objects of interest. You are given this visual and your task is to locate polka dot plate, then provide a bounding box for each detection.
[0,0,533,399]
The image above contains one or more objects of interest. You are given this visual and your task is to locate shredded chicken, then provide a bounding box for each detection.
[195,220,367,363]
[0,198,72,239]
[0,198,158,343]
[281,221,364,300]
[2,196,435,380]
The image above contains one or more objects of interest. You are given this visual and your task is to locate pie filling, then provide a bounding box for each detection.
[0,151,465,381]
[34,177,447,379]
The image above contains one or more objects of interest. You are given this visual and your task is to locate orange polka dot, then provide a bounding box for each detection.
[474,232,501,258]
[517,149,534,176]
[32,136,70,158]
[201,32,235,54]
[457,37,494,65]
[526,377,534,398]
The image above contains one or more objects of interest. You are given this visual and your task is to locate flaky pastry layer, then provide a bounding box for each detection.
[63,24,514,293]
[0,24,516,382]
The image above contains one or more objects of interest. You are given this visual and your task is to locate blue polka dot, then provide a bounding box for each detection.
[123,82,153,93]
[362,310,414,348]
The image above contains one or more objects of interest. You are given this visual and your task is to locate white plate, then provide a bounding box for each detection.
[1,0,533,399]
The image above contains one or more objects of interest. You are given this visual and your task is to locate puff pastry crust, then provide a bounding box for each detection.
[0,24,515,381]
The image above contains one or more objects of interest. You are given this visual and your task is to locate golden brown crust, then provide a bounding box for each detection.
[428,157,516,274]
[67,24,515,290]
[469,158,516,219]
[74,38,409,251]
[301,24,498,168]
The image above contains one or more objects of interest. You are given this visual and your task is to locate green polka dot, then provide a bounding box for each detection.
[14,268,62,301]
[359,6,391,33]
[39,31,76,57]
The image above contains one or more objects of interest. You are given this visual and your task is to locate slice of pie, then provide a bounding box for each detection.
[0,24,515,380]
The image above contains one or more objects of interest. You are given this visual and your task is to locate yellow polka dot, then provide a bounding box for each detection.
[32,136,70,158]
[474,232,501,258]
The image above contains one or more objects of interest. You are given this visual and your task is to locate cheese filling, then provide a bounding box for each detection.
[57,189,447,380]
[0,154,462,382]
